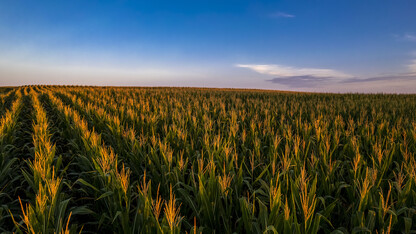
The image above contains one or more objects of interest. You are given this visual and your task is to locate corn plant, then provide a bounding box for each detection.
[1,86,415,233]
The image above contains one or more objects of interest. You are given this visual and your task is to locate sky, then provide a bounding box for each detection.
[1,0,416,93]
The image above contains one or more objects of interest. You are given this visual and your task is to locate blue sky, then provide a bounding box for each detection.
[1,0,416,92]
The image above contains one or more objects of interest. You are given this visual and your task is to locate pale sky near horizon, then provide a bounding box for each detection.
[1,0,416,93]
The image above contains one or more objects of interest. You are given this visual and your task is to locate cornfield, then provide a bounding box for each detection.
[0,85,415,233]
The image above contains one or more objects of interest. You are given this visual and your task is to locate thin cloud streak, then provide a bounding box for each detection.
[245,61,416,91]
[394,33,416,42]
[266,74,416,90]
[403,33,416,42]
[236,64,353,79]
[408,59,416,73]
[342,74,416,83]
[266,76,327,88]
[268,11,295,18]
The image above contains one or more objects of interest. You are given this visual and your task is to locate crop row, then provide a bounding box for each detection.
[0,86,415,233]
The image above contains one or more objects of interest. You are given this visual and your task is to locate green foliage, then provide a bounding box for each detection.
[0,86,415,233]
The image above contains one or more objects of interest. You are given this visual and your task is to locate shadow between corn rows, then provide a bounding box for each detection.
[1,89,34,232]
[39,92,102,233]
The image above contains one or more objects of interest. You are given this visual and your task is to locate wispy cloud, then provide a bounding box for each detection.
[268,11,295,18]
[266,73,416,89]
[340,58,416,84]
[236,64,352,79]
[342,74,416,83]
[266,76,327,87]
[408,59,416,73]
[404,33,416,41]
[394,33,416,42]
[236,63,416,91]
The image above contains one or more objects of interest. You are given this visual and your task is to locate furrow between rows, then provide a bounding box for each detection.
[45,89,135,233]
